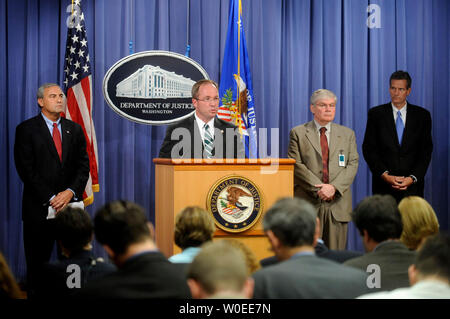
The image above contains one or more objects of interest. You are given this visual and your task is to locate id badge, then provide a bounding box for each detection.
[338,152,345,167]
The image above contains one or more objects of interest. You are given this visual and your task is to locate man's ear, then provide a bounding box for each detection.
[242,277,255,299]
[313,217,321,247]
[266,230,280,251]
[147,222,155,240]
[408,264,418,286]
[187,279,204,299]
[37,98,44,108]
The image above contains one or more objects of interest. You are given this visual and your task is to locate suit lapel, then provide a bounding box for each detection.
[384,104,401,147]
[37,114,62,163]
[61,118,72,164]
[329,123,341,159]
[305,121,322,156]
[401,105,415,148]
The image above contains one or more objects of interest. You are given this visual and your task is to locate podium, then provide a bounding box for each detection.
[153,158,295,261]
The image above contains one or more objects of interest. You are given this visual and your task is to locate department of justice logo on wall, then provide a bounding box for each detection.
[207,176,263,233]
[103,50,209,125]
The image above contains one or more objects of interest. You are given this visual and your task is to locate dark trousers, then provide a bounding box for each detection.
[23,219,57,298]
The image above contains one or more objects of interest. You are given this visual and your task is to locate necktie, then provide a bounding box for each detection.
[320,127,329,183]
[203,124,214,158]
[396,110,404,144]
[53,123,62,161]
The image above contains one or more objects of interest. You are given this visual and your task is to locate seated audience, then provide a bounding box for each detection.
[35,207,116,298]
[260,237,362,267]
[187,240,254,299]
[398,196,440,250]
[0,252,23,299]
[77,200,191,299]
[226,239,261,274]
[169,206,215,263]
[344,194,415,291]
[252,197,370,299]
[358,233,450,298]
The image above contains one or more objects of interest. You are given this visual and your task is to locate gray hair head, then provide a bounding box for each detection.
[263,197,317,247]
[310,89,337,106]
[37,83,61,99]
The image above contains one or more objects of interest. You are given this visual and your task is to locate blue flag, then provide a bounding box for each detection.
[218,0,257,158]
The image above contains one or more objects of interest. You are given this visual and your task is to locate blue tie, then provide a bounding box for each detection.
[396,110,404,144]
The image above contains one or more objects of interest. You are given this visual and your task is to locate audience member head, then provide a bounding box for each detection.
[408,233,450,285]
[55,206,93,257]
[352,195,403,252]
[186,240,254,299]
[0,252,23,299]
[174,206,215,250]
[398,196,440,250]
[262,197,319,261]
[94,200,155,266]
[225,239,261,274]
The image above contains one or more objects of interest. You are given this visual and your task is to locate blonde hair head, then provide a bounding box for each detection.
[398,196,439,250]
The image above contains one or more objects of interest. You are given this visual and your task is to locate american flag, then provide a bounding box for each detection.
[63,0,99,206]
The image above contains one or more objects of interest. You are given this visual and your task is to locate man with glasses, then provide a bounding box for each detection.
[159,79,244,159]
[288,89,359,250]
[362,70,433,203]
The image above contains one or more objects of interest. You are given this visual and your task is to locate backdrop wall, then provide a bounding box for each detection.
[1,0,449,281]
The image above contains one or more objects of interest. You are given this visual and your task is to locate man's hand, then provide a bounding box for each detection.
[50,190,74,213]
[315,184,336,201]
[381,173,413,191]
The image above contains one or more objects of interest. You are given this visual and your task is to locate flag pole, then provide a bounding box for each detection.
[185,0,191,57]
[129,0,134,55]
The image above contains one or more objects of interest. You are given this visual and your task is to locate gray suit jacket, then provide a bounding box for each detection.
[344,241,416,292]
[288,121,359,222]
[253,254,370,299]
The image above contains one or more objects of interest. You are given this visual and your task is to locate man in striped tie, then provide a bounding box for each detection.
[159,79,244,160]
[14,83,89,297]
[362,71,433,203]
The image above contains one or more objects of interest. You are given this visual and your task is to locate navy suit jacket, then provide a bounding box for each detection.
[362,103,432,199]
[77,252,191,299]
[14,114,90,222]
[159,114,245,159]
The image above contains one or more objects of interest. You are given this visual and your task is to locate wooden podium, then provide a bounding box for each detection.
[153,158,295,261]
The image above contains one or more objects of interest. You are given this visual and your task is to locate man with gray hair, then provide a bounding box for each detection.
[14,83,89,297]
[288,89,359,250]
[252,197,369,298]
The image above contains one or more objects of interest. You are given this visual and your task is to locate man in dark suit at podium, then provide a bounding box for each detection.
[362,70,433,202]
[14,83,90,297]
[159,79,245,159]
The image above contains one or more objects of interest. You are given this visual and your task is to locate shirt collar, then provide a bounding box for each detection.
[194,112,215,129]
[41,112,61,126]
[391,102,408,113]
[313,119,331,132]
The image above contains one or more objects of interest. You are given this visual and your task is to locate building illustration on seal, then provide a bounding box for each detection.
[116,64,195,99]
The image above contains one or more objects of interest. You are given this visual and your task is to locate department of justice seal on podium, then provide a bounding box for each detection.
[207,176,263,233]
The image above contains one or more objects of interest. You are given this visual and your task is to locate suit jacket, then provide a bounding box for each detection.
[77,252,191,299]
[260,242,362,267]
[159,114,245,159]
[288,121,359,222]
[362,103,432,199]
[14,114,90,222]
[36,250,117,298]
[344,241,416,292]
[253,254,370,299]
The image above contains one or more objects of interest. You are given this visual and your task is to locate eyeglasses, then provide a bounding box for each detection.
[195,97,220,103]
[315,103,336,108]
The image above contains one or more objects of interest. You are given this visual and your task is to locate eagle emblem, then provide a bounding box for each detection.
[207,176,263,233]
